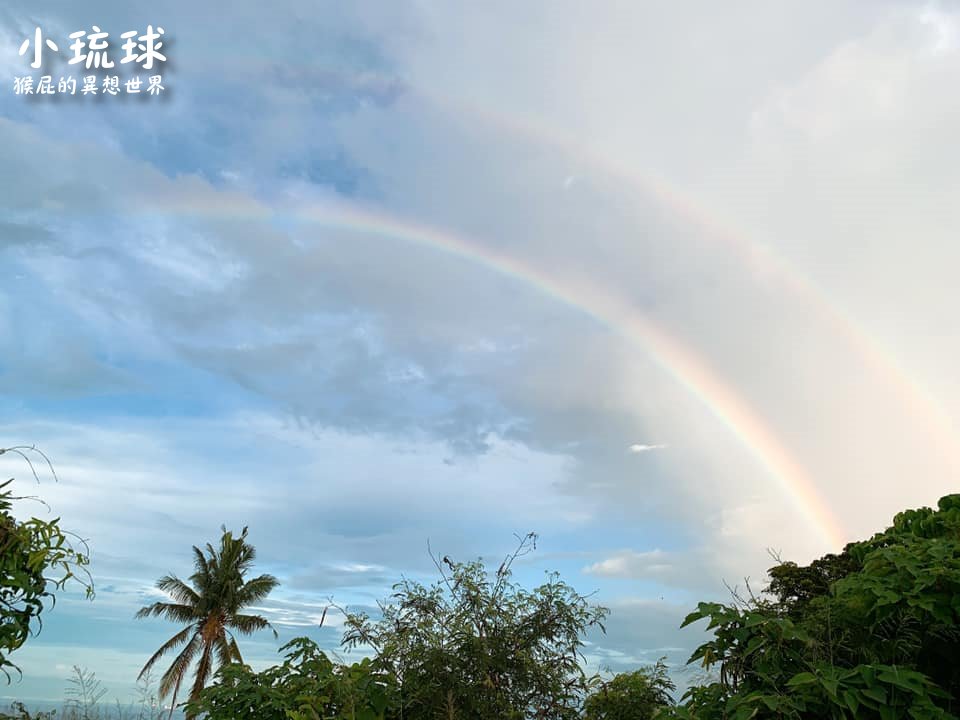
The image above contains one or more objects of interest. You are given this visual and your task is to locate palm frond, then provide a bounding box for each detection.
[189,641,215,702]
[159,634,201,700]
[138,625,195,681]
[135,602,197,623]
[190,546,211,588]
[235,574,280,606]
[227,635,243,664]
[212,633,238,669]
[156,575,200,606]
[227,612,278,638]
[191,545,208,572]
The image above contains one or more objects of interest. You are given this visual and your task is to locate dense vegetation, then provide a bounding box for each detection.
[3,445,960,719]
[187,533,610,720]
[581,661,675,720]
[339,533,608,719]
[185,496,960,719]
[663,494,960,719]
[0,447,93,680]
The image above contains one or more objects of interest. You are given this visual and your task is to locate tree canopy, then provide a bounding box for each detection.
[666,493,960,719]
[186,637,397,720]
[582,660,675,720]
[340,532,609,720]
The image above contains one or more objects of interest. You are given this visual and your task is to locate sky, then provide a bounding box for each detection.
[2,0,960,704]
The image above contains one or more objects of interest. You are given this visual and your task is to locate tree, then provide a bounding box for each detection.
[135,526,279,718]
[582,660,675,720]
[341,532,609,720]
[0,446,93,680]
[665,494,960,719]
[186,636,398,720]
[765,548,860,618]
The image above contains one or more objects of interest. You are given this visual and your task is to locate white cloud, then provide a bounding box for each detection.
[585,550,673,578]
[629,443,667,454]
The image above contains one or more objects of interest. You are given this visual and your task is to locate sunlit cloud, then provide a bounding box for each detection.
[629,443,668,454]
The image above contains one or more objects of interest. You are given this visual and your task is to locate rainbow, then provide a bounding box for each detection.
[128,71,856,548]
[411,89,960,483]
[142,184,846,546]
[179,63,958,485]
[176,56,948,484]
[283,201,848,549]
[172,62,956,482]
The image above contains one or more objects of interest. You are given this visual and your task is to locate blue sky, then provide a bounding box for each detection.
[3,0,960,705]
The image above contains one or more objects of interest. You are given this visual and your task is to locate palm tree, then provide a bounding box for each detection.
[136,526,279,718]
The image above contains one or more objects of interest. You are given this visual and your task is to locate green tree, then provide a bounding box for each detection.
[186,636,398,720]
[581,660,675,720]
[136,526,279,718]
[665,494,960,719]
[765,548,860,618]
[341,533,609,720]
[0,446,93,680]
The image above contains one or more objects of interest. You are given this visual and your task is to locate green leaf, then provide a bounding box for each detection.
[786,672,817,687]
[843,689,860,714]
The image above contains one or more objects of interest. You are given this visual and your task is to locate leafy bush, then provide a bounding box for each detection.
[582,659,675,720]
[341,533,609,720]
[0,447,93,679]
[186,636,397,720]
[665,494,960,719]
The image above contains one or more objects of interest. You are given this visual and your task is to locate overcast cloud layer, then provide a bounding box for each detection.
[2,0,960,703]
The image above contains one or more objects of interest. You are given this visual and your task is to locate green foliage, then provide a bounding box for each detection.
[136,526,279,717]
[148,496,960,718]
[0,447,94,680]
[186,636,398,720]
[341,533,609,720]
[664,494,960,719]
[765,550,860,618]
[581,659,675,720]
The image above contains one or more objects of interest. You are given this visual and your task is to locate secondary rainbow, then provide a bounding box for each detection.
[414,89,960,479]
[178,63,960,479]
